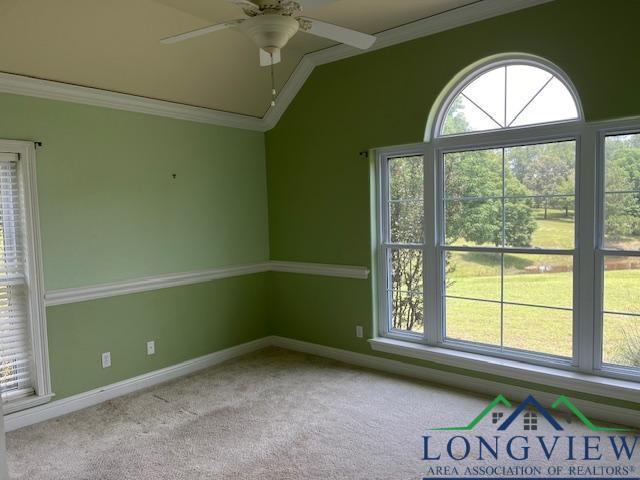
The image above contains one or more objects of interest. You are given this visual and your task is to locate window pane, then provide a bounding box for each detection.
[445,297,501,346]
[389,156,423,200]
[444,142,576,250]
[503,304,572,357]
[603,314,640,368]
[390,249,423,293]
[445,251,501,301]
[390,291,423,333]
[462,66,505,128]
[505,198,574,249]
[503,254,573,309]
[603,193,640,250]
[509,77,578,127]
[390,200,423,243]
[444,149,502,199]
[604,133,640,193]
[506,65,552,125]
[445,199,502,246]
[441,95,501,136]
[603,256,640,315]
[603,133,640,250]
[505,141,576,196]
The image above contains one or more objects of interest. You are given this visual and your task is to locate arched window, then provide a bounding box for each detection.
[376,55,601,370]
[438,62,580,136]
[376,53,640,400]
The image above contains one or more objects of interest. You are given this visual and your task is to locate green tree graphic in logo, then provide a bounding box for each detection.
[551,395,629,432]
[431,394,512,431]
[431,394,630,432]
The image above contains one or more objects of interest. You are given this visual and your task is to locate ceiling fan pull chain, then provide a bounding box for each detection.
[270,55,277,107]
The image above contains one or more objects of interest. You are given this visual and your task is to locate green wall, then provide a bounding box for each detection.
[265,0,640,410]
[48,274,268,399]
[0,92,270,399]
[0,93,268,291]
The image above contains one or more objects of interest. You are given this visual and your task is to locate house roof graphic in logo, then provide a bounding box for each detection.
[497,395,563,431]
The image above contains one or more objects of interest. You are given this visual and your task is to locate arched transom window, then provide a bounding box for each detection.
[440,62,579,136]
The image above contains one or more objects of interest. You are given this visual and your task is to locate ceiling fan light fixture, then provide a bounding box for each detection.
[239,15,300,53]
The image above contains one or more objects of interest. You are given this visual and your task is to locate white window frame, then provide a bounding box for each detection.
[372,55,640,400]
[594,121,640,380]
[0,140,51,414]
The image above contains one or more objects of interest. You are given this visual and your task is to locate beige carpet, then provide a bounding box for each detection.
[6,347,639,479]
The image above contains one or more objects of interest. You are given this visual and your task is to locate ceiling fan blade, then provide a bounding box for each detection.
[298,17,376,50]
[260,48,282,67]
[160,19,244,44]
[226,0,260,10]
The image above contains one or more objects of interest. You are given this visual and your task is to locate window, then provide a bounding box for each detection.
[384,155,424,334]
[0,141,50,413]
[377,56,640,386]
[443,141,575,359]
[600,132,640,372]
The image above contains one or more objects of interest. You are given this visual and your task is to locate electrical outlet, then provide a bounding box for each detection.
[147,341,155,355]
[356,325,364,338]
[101,352,111,368]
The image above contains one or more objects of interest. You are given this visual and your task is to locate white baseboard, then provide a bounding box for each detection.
[3,337,271,432]
[270,336,640,429]
[5,335,639,432]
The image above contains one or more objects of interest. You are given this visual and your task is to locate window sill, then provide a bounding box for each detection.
[3,393,54,415]
[368,337,640,404]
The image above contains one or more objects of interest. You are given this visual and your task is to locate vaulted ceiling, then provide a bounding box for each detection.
[0,0,475,118]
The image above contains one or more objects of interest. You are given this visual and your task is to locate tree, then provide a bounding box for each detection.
[508,142,575,219]
[388,156,424,331]
[445,148,536,247]
[604,145,640,243]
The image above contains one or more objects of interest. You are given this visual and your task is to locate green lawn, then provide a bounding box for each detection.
[441,209,640,366]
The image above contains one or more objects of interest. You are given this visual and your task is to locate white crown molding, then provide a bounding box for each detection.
[7,335,638,432]
[0,0,552,132]
[3,336,272,432]
[261,0,554,128]
[0,72,268,132]
[44,260,370,306]
[262,56,315,130]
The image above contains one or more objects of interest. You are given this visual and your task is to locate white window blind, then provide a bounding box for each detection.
[0,152,33,401]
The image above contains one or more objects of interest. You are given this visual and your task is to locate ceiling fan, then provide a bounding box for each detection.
[160,0,377,69]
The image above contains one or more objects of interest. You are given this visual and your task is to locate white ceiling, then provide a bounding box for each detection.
[0,0,475,117]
